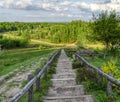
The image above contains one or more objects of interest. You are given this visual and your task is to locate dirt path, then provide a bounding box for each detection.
[0,56,48,102]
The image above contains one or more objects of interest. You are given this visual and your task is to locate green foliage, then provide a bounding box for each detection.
[0,22,17,32]
[0,21,90,46]
[0,37,28,49]
[91,11,120,53]
[75,61,120,102]
[102,59,120,81]
[0,34,3,39]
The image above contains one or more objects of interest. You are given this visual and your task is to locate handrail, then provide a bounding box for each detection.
[9,50,60,102]
[75,53,120,87]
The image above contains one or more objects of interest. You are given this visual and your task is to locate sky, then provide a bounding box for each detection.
[0,0,120,22]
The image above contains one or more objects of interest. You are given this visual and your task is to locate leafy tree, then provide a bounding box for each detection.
[91,11,120,55]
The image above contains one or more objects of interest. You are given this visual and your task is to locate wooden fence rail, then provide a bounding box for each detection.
[75,53,120,95]
[9,50,60,102]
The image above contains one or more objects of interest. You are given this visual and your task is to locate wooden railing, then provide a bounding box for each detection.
[75,53,120,95]
[9,50,60,102]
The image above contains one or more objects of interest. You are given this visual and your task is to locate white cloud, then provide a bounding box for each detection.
[64,7,68,11]
[0,0,31,9]
[74,0,120,12]
[60,1,71,6]
[0,0,120,22]
[67,14,72,17]
[1,0,120,13]
[16,0,32,9]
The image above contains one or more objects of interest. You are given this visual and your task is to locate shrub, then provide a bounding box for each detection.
[0,37,28,49]
[102,60,120,81]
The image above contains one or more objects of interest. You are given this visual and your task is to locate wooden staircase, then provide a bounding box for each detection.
[44,50,95,102]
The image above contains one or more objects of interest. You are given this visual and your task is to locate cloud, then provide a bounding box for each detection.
[0,0,62,11]
[0,0,34,10]
[95,0,111,4]
[74,0,120,13]
[51,0,59,2]
[60,1,72,6]
[0,0,120,22]
[1,0,120,13]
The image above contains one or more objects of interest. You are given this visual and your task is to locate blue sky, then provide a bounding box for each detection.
[0,0,120,22]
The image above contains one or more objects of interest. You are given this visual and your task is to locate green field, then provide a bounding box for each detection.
[0,48,55,76]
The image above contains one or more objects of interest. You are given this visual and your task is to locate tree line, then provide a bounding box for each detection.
[0,11,120,52]
[0,21,90,48]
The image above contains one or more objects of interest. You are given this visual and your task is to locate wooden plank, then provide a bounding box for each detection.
[36,69,41,91]
[28,74,34,102]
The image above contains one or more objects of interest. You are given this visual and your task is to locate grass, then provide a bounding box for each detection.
[86,42,105,51]
[0,47,56,76]
[85,55,120,71]
[74,63,120,102]
[66,49,120,102]
[3,34,77,48]
[18,52,59,102]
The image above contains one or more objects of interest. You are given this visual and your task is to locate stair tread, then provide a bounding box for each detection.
[44,95,94,99]
[43,50,95,102]
[51,78,75,80]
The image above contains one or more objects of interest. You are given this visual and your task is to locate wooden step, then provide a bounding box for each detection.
[56,69,74,73]
[57,63,72,69]
[51,78,76,87]
[44,50,96,102]
[53,73,76,79]
[44,95,95,102]
[48,85,86,96]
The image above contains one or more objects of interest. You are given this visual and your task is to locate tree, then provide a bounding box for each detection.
[91,11,120,55]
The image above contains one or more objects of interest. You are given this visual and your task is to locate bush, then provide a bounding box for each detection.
[0,37,28,49]
[102,60,120,80]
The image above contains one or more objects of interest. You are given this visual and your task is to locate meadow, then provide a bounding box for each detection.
[0,48,55,76]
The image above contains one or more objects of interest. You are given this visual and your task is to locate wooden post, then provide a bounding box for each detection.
[107,74,113,96]
[91,54,94,59]
[43,62,48,79]
[44,68,48,80]
[75,54,78,60]
[98,68,103,86]
[72,54,75,60]
[28,74,34,102]
[36,68,41,91]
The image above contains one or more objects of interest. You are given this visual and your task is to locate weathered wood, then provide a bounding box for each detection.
[44,68,48,79]
[75,53,120,87]
[107,74,113,96]
[9,50,60,102]
[28,74,34,102]
[98,68,103,86]
[77,53,103,56]
[72,54,75,60]
[36,68,41,91]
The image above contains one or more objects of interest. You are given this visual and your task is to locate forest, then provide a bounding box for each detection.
[0,21,90,49]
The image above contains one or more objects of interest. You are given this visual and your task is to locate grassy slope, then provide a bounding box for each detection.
[18,50,59,102]
[0,48,55,76]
